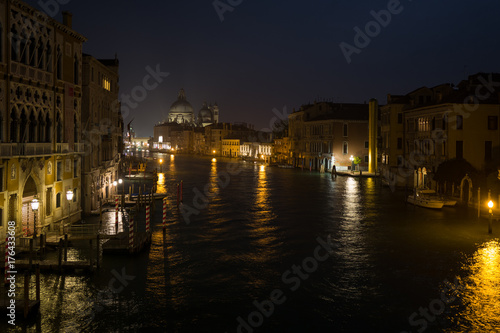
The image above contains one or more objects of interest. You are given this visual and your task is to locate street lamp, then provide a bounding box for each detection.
[159,158,163,172]
[349,155,354,173]
[488,200,494,234]
[66,190,73,226]
[31,198,39,239]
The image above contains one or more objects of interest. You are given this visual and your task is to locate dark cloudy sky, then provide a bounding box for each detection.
[24,0,500,136]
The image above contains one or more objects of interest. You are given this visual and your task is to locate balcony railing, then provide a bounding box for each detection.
[0,143,52,156]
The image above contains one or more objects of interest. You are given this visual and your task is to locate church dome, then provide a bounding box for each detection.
[170,88,193,114]
[198,102,213,123]
[169,88,194,124]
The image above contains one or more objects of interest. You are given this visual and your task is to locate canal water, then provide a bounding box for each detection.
[2,154,500,332]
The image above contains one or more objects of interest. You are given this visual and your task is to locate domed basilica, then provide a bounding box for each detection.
[168,88,219,127]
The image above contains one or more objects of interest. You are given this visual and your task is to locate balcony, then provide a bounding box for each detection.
[0,143,52,157]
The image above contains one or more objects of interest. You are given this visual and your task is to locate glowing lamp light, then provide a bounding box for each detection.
[113,181,117,187]
[488,200,494,209]
[31,198,39,211]
[212,150,216,154]
[159,159,163,164]
[66,190,74,201]
[118,179,123,184]
[349,155,354,161]
[212,158,217,162]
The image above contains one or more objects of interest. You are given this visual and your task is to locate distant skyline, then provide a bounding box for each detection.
[24,0,500,136]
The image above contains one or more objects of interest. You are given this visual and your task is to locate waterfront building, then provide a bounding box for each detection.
[81,54,123,212]
[0,3,86,237]
[381,73,500,189]
[153,89,219,151]
[273,137,291,165]
[221,138,240,157]
[288,102,370,172]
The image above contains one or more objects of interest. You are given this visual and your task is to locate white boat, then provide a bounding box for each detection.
[419,189,457,207]
[407,191,444,209]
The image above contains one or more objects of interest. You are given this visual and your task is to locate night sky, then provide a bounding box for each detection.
[24,0,500,136]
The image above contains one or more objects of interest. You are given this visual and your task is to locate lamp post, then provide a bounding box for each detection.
[159,159,163,173]
[31,198,39,240]
[66,190,74,227]
[350,155,354,174]
[488,200,493,234]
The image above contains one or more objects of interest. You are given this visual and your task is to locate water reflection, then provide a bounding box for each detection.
[156,173,167,194]
[449,240,500,332]
[248,164,278,267]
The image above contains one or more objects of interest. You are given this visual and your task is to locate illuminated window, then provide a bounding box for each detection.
[103,77,111,91]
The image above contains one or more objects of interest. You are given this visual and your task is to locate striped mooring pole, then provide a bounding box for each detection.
[129,217,134,250]
[146,205,150,234]
[4,236,9,284]
[162,198,167,229]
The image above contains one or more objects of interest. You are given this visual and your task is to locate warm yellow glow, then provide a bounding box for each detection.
[448,240,500,329]
[260,165,265,172]
[159,159,163,164]
[213,150,216,154]
[261,154,264,159]
[212,158,217,162]
[31,198,39,211]
[118,179,123,184]
[171,148,175,151]
[488,200,494,209]
[156,173,167,194]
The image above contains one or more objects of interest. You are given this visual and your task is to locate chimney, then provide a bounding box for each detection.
[62,11,73,29]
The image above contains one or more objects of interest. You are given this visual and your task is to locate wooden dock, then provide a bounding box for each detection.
[102,231,151,254]
[0,299,40,317]
[13,260,95,272]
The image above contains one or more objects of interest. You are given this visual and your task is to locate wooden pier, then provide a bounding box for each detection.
[102,231,151,254]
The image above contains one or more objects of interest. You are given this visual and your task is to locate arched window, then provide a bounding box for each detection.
[45,43,52,72]
[73,55,79,84]
[56,46,62,80]
[0,22,3,63]
[56,112,62,143]
[45,113,51,142]
[37,38,44,69]
[10,109,18,142]
[10,26,18,62]
[29,36,36,67]
[19,32,28,64]
[28,111,36,142]
[19,109,27,142]
[74,113,78,143]
[0,112,3,142]
[38,112,44,142]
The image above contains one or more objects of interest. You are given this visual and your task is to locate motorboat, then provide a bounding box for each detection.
[418,189,457,207]
[407,190,444,209]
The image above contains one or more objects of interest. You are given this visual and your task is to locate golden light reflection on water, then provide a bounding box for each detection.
[447,240,500,332]
[156,172,167,194]
[344,177,361,222]
[248,164,278,268]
